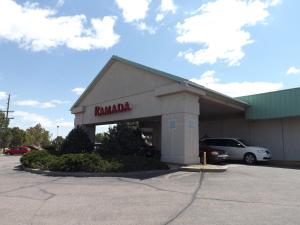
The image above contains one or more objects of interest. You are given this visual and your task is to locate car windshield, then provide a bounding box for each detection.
[237,139,250,146]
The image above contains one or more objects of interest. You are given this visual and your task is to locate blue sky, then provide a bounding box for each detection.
[0,0,299,138]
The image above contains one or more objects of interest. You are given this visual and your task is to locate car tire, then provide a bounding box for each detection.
[244,153,256,165]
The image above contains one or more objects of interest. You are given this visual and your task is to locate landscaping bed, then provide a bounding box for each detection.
[20,150,169,173]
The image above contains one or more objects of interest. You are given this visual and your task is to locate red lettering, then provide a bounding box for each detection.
[124,102,131,111]
[118,103,124,112]
[100,107,104,116]
[104,106,111,115]
[95,102,131,117]
[112,104,117,113]
[95,106,100,116]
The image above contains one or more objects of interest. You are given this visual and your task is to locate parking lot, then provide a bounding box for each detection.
[1,156,300,225]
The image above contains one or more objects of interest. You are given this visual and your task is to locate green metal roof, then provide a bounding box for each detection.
[237,87,300,120]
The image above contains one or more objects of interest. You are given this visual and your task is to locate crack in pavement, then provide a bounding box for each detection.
[0,177,63,195]
[0,188,57,202]
[197,196,300,208]
[117,177,191,196]
[163,172,205,225]
[29,188,57,225]
[39,188,56,201]
[0,194,43,201]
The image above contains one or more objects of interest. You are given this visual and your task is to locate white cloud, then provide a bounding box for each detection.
[0,91,7,101]
[15,99,68,108]
[136,22,156,34]
[12,111,54,128]
[55,118,74,128]
[0,0,120,51]
[71,87,85,95]
[286,66,300,75]
[115,0,151,22]
[156,0,177,22]
[155,14,164,22]
[56,0,65,8]
[115,0,155,34]
[190,70,283,97]
[176,0,280,66]
[11,111,74,137]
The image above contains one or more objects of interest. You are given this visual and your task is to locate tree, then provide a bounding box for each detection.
[52,136,64,147]
[61,126,93,154]
[25,124,51,147]
[9,127,26,147]
[103,122,146,155]
[43,136,65,155]
[95,132,109,143]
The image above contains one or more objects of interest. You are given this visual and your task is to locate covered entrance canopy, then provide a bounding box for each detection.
[71,56,247,164]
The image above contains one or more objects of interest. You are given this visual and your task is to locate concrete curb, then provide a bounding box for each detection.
[180,164,227,172]
[21,165,180,178]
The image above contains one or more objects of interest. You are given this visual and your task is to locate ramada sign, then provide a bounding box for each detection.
[95,102,131,116]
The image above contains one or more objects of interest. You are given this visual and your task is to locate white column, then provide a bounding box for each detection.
[160,93,199,164]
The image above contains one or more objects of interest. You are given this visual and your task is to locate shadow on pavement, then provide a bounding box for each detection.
[13,165,180,180]
[221,160,300,170]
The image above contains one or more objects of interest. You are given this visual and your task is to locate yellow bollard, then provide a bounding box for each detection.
[203,152,207,165]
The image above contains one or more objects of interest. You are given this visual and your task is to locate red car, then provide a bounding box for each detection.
[5,146,30,155]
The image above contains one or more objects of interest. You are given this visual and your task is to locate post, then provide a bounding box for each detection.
[203,152,207,165]
[56,125,59,138]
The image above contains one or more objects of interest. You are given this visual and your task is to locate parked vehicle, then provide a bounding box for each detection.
[5,146,30,155]
[199,141,229,163]
[22,145,40,150]
[202,138,272,164]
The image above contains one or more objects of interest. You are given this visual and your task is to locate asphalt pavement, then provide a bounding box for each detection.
[1,156,300,225]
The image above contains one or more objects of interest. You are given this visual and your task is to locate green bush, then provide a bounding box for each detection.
[20,151,168,172]
[43,144,60,155]
[61,126,94,154]
[48,153,122,172]
[109,155,169,172]
[20,150,52,170]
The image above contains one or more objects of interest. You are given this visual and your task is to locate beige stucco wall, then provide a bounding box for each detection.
[199,117,300,161]
[74,61,180,125]
[72,60,201,164]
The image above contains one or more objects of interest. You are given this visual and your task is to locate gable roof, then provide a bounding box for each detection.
[71,55,248,110]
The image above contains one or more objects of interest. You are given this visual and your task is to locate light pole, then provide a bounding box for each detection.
[56,125,59,138]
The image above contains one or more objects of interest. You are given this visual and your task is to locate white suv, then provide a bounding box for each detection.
[202,138,272,164]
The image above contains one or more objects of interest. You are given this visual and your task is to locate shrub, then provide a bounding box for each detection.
[20,151,168,172]
[48,153,122,172]
[43,144,60,155]
[20,150,53,170]
[61,126,94,154]
[111,155,169,172]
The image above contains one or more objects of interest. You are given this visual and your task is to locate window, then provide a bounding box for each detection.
[203,139,216,146]
[237,139,249,146]
[203,139,244,148]
[168,120,176,129]
[224,139,244,148]
[203,139,224,146]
